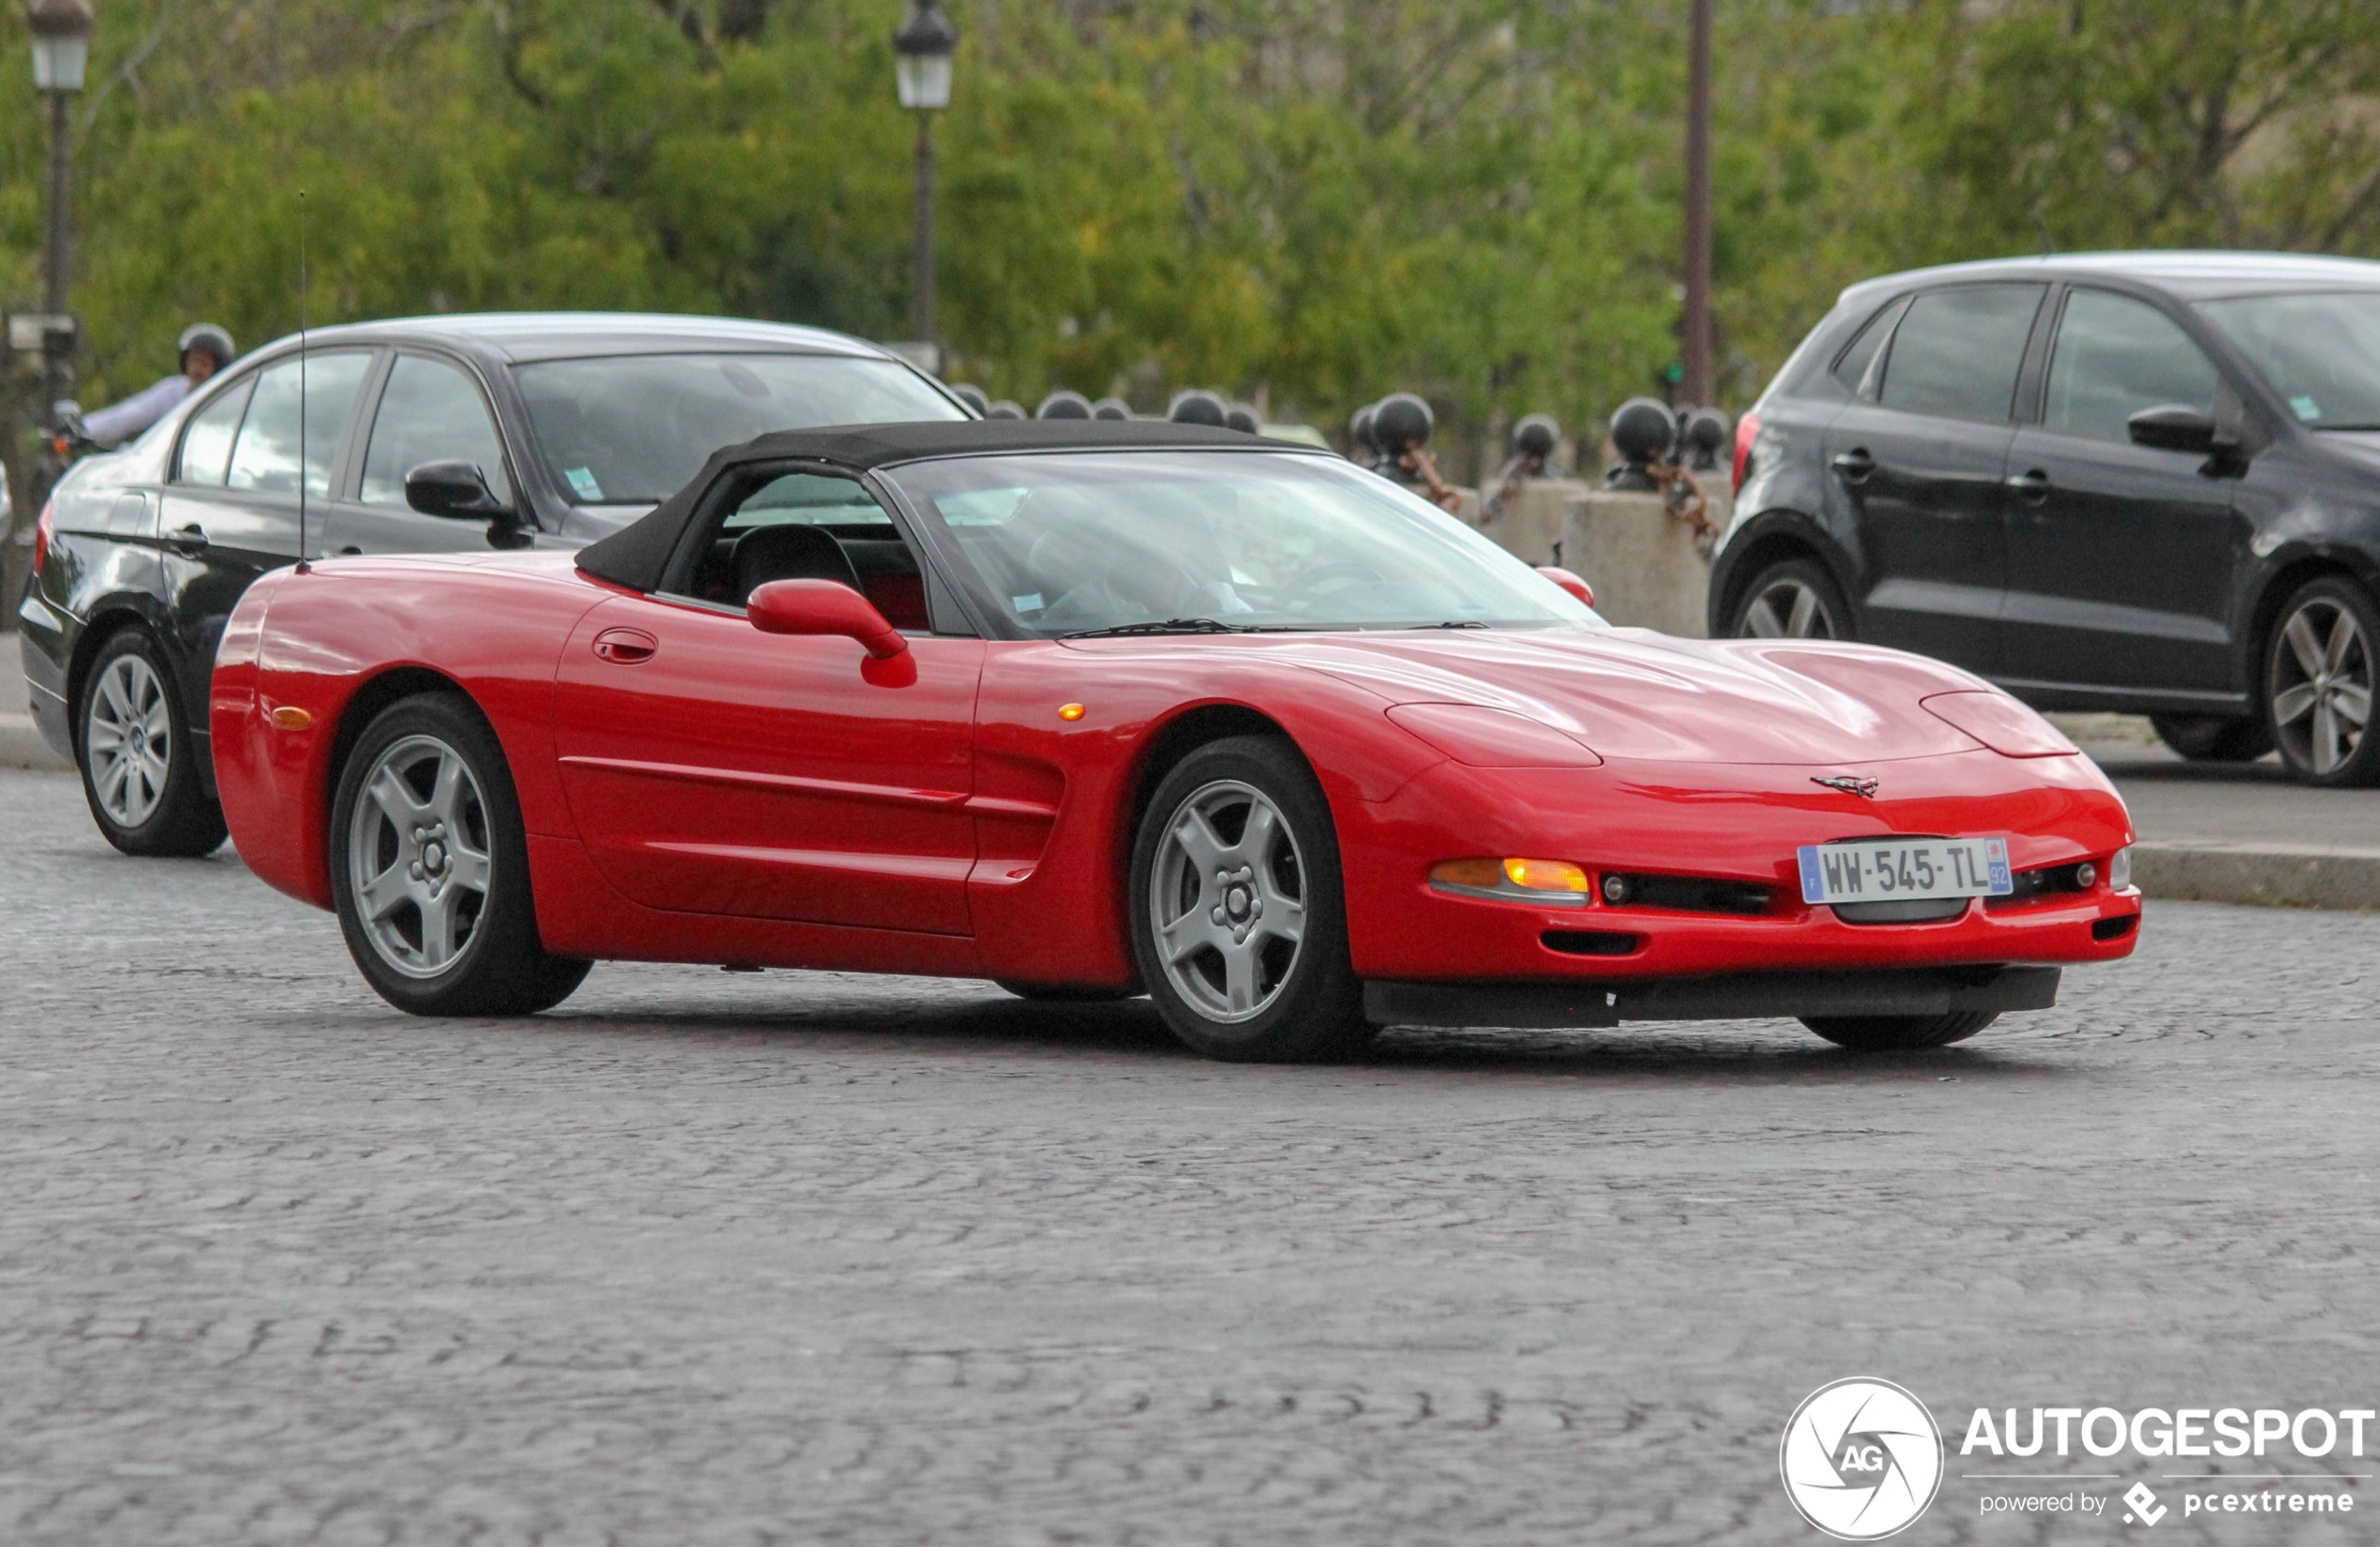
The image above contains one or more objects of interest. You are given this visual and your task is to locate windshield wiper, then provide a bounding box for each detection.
[1062,617,1257,639]
[1406,619,1491,630]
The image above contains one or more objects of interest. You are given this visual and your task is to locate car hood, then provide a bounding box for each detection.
[1263,627,2009,765]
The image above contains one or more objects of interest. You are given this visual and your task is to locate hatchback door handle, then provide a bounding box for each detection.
[592,627,658,664]
[167,522,208,553]
[2006,469,2051,503]
[1831,448,1875,483]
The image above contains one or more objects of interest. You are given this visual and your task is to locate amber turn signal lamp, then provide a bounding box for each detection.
[1429,857,1593,904]
[1058,703,1086,721]
[267,706,313,730]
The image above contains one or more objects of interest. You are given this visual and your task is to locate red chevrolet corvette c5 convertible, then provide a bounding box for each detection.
[210,420,2140,1061]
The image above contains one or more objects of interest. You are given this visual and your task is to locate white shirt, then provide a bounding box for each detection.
[82,374,194,447]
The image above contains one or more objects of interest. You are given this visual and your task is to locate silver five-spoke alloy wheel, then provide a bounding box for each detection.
[2270,595,2372,776]
[1740,576,1838,639]
[83,653,171,828]
[347,734,495,978]
[1149,779,1308,1023]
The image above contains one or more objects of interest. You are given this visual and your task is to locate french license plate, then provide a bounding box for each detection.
[1796,837,2011,905]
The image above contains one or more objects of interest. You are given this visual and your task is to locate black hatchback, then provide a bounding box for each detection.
[17,312,972,854]
[1713,252,2380,785]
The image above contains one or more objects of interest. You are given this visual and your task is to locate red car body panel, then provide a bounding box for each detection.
[212,551,2141,995]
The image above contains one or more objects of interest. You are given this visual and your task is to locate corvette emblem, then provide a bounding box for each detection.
[1813,774,1880,798]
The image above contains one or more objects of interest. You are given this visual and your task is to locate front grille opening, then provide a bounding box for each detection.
[1832,897,1970,924]
[1603,872,1774,916]
[1986,861,2099,912]
[2091,914,2139,942]
[1541,929,1644,957]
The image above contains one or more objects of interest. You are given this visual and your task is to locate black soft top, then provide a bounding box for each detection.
[575,419,1283,593]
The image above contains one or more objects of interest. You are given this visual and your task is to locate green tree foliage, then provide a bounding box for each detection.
[0,0,2375,480]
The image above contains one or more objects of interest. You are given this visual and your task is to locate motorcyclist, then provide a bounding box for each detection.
[71,323,236,448]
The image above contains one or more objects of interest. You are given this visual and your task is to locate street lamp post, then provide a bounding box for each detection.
[893,0,956,360]
[1680,0,1714,409]
[28,0,93,430]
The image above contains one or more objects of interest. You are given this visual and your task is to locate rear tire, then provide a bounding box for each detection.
[76,627,227,857]
[1128,736,1371,1062]
[2150,713,2271,763]
[330,692,590,1017]
[1801,1010,1998,1052]
[1729,557,1852,641]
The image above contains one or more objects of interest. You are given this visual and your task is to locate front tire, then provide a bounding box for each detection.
[2151,713,2272,763]
[1801,1010,1997,1052]
[330,692,590,1016]
[2263,576,2379,786]
[1128,736,1370,1062]
[76,627,227,857]
[1730,557,1852,641]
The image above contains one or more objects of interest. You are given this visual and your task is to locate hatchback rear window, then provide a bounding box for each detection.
[1878,285,2045,424]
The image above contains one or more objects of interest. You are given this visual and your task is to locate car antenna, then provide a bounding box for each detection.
[296,188,308,567]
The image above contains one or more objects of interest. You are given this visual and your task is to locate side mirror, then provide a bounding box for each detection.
[1537,564,1595,608]
[2127,405,2218,454]
[748,578,909,660]
[405,460,511,520]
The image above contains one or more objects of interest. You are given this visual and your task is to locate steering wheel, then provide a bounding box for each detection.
[1276,561,1386,611]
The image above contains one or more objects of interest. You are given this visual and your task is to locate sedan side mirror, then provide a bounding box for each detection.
[2127,405,2218,454]
[405,460,511,520]
[748,578,909,660]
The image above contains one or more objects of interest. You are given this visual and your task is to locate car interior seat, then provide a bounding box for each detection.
[731,523,861,606]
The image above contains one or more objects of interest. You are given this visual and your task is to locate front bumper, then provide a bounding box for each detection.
[1365,962,2060,1030]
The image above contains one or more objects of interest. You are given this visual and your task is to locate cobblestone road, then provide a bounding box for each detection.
[3,767,2377,1545]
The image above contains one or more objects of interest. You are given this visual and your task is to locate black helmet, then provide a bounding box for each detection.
[178,322,235,371]
[948,382,991,417]
[1348,402,1378,457]
[986,399,1027,421]
[1372,392,1434,455]
[1511,413,1559,461]
[1605,396,1675,490]
[1224,401,1262,435]
[1681,406,1731,470]
[1167,388,1227,426]
[1036,390,1093,419]
[1091,395,1132,421]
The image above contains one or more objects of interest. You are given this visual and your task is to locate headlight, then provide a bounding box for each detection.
[1431,856,1592,905]
[1919,691,2077,757]
[2109,846,2132,890]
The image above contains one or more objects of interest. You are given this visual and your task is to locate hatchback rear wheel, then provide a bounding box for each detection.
[2264,577,2378,786]
[1731,558,1851,641]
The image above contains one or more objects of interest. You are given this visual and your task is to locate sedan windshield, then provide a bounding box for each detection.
[2197,290,2380,430]
[885,450,1603,635]
[514,353,966,504]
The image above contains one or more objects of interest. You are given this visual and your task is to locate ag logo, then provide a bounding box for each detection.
[1779,1377,1944,1540]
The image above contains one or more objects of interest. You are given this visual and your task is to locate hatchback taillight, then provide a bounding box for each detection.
[28,498,52,578]
[1732,411,1760,495]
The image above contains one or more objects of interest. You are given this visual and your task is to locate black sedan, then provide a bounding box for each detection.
[17,312,972,854]
[1715,252,2380,785]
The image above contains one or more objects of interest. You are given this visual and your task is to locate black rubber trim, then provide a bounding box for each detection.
[1362,964,2060,1030]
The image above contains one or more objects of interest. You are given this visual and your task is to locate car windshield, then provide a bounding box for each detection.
[884,450,1604,636]
[513,353,966,504]
[2197,290,2380,430]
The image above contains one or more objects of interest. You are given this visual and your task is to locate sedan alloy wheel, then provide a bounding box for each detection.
[85,652,171,829]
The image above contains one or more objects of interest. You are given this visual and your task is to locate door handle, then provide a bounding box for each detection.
[1831,448,1875,483]
[2005,469,2051,504]
[592,627,658,665]
[166,522,208,554]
